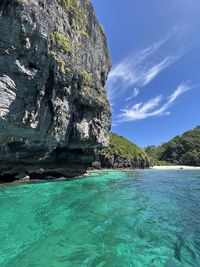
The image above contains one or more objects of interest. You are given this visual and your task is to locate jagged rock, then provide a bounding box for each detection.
[0,0,111,181]
[91,133,151,170]
[93,153,150,170]
[15,173,30,181]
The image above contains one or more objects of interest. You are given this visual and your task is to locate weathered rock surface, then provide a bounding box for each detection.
[91,133,150,170]
[92,152,150,170]
[0,0,111,181]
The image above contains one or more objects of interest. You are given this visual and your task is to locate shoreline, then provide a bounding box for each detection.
[151,165,200,170]
[1,166,200,186]
[90,165,200,172]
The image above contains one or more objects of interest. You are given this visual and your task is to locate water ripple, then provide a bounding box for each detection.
[0,170,200,266]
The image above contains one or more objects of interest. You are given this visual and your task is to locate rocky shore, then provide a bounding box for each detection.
[92,153,150,170]
[0,0,111,182]
[91,133,150,170]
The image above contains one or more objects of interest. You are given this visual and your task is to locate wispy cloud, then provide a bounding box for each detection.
[118,83,192,122]
[142,54,184,86]
[126,88,139,101]
[107,30,188,102]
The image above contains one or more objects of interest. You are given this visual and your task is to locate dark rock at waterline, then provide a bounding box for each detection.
[0,148,95,182]
[92,152,150,170]
[91,133,151,170]
[0,0,111,181]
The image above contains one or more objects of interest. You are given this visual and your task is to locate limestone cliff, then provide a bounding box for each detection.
[0,0,111,181]
[91,133,150,170]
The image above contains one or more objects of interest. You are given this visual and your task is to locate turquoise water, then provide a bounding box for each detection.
[0,170,200,267]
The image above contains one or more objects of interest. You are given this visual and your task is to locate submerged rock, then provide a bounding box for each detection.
[0,0,111,180]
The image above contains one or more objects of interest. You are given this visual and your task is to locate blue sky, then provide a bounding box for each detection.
[91,0,200,147]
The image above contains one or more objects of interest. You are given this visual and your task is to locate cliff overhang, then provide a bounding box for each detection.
[0,0,111,181]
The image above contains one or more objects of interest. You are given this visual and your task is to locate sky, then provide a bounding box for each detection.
[91,0,200,147]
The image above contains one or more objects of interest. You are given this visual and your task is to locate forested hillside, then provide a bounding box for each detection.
[146,126,200,166]
[93,133,150,169]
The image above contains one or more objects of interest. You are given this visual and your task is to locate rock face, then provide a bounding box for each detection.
[0,0,111,181]
[92,153,150,170]
[91,133,150,170]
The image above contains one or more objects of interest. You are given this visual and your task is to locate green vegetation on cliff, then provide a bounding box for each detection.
[58,0,88,32]
[145,126,200,166]
[81,70,93,86]
[51,31,72,53]
[100,133,147,159]
[94,133,150,169]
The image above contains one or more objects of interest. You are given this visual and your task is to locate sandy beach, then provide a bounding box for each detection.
[151,166,200,170]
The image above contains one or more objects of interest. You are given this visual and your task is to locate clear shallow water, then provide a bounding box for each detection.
[0,170,200,267]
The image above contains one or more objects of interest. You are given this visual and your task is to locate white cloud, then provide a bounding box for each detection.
[126,88,139,101]
[106,30,187,102]
[142,55,183,86]
[167,83,190,103]
[118,83,191,122]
